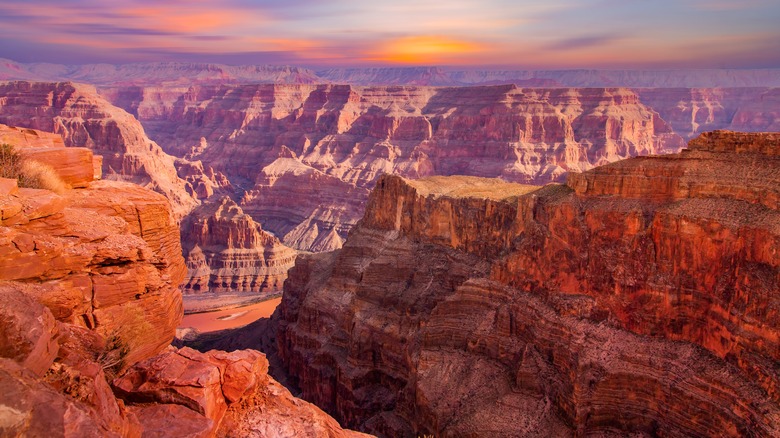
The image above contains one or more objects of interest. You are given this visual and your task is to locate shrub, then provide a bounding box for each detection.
[19,160,69,194]
[0,143,21,179]
[0,143,69,193]
[96,333,129,378]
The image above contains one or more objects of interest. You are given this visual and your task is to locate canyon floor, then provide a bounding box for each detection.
[181,297,282,333]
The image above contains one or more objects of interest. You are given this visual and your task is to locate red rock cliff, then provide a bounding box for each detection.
[181,196,297,293]
[0,126,368,437]
[105,84,681,251]
[0,81,197,217]
[276,131,780,437]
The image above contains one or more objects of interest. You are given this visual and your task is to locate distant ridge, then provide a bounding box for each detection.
[2,58,780,87]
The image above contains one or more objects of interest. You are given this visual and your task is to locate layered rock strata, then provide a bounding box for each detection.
[3,58,780,87]
[276,131,780,436]
[0,84,296,296]
[0,129,366,437]
[112,84,681,251]
[0,81,197,217]
[181,196,297,293]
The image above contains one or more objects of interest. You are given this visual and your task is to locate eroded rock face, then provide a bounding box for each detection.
[113,346,370,438]
[0,176,185,365]
[180,197,297,293]
[277,131,780,436]
[0,130,367,437]
[110,84,680,251]
[0,81,197,217]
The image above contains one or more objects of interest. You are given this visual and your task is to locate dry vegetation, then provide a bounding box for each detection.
[0,143,69,193]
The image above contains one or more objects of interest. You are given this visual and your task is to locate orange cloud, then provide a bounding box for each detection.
[120,7,258,34]
[366,36,483,64]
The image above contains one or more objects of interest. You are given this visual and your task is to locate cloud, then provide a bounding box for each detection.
[0,0,777,68]
[545,34,625,51]
[364,35,484,64]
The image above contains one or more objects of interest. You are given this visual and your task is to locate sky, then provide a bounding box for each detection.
[0,0,779,69]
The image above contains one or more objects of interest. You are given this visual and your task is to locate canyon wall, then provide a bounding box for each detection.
[637,87,780,139]
[0,83,296,297]
[181,196,297,294]
[276,131,780,437]
[0,81,197,217]
[0,126,367,437]
[106,83,681,251]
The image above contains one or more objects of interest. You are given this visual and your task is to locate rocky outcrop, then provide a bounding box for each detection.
[181,196,297,293]
[0,124,100,188]
[0,128,364,437]
[276,131,780,436]
[114,346,370,438]
[112,83,680,251]
[0,81,197,217]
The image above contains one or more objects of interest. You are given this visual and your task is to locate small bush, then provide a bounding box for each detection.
[0,143,69,193]
[96,333,129,378]
[19,160,69,194]
[0,143,21,179]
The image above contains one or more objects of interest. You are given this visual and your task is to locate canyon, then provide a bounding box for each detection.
[0,125,364,437]
[0,81,299,297]
[99,81,780,258]
[100,83,685,252]
[275,131,780,436]
[0,60,779,437]
[2,69,778,298]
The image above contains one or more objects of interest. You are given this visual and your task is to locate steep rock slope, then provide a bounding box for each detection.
[0,128,369,437]
[0,81,197,217]
[181,196,297,293]
[111,84,680,251]
[276,131,780,437]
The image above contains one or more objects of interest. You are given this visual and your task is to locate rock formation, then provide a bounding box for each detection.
[109,83,680,251]
[276,131,780,436]
[0,126,365,437]
[0,81,197,218]
[181,196,297,294]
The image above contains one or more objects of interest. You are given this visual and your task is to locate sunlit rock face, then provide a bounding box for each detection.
[0,125,369,438]
[276,131,780,437]
[0,81,197,218]
[106,83,680,251]
[180,196,297,294]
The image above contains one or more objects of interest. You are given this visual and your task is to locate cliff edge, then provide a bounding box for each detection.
[0,125,366,437]
[277,130,780,436]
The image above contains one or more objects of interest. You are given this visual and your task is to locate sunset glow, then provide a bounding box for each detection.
[0,0,778,68]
